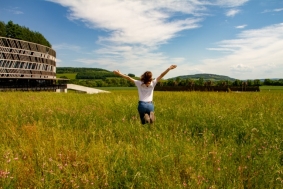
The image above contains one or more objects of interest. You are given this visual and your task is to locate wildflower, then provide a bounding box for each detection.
[0,170,10,178]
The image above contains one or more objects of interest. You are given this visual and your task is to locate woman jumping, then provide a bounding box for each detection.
[113,65,177,124]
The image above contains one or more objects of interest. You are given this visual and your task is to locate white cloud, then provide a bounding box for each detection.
[235,24,247,29]
[203,23,283,79]
[4,7,23,14]
[47,0,251,78]
[231,64,252,72]
[46,0,250,48]
[274,8,283,12]
[226,9,240,17]
[262,8,283,13]
[206,47,236,52]
[48,0,203,47]
[213,0,249,7]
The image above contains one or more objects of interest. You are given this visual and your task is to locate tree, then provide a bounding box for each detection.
[58,76,68,84]
[197,78,204,86]
[2,20,52,47]
[247,79,253,86]
[175,77,181,84]
[34,31,51,47]
[128,73,135,77]
[178,79,186,86]
[263,79,273,86]
[167,79,175,86]
[232,79,241,86]
[253,79,261,86]
[0,21,6,37]
[278,79,283,86]
[6,21,16,38]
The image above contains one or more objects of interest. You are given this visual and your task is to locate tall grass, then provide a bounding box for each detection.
[0,91,283,188]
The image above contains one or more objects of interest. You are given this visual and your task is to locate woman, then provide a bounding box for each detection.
[113,65,177,124]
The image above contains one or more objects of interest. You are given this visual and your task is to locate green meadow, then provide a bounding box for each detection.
[56,73,77,80]
[260,86,283,92]
[0,91,283,188]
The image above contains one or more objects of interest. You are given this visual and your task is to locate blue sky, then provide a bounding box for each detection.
[1,0,283,80]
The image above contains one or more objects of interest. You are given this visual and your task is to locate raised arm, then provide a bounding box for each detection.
[156,65,177,82]
[113,70,135,83]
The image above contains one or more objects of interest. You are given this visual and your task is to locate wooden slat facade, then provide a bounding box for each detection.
[0,37,65,91]
[0,37,56,79]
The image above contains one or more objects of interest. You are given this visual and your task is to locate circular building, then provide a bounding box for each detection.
[0,37,67,91]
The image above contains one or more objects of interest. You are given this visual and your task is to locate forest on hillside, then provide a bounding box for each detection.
[0,20,51,47]
[57,67,135,87]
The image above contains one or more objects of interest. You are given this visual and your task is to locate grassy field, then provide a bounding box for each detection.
[0,91,283,188]
[260,86,283,92]
[97,87,137,91]
[56,73,77,79]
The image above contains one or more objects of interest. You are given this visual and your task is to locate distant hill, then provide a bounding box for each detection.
[169,74,237,81]
[56,67,117,80]
[56,67,110,74]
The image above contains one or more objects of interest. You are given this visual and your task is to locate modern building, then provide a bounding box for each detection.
[0,37,67,91]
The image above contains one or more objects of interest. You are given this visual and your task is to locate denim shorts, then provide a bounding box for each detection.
[138,101,154,124]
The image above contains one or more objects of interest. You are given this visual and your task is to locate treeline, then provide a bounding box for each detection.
[261,79,283,86]
[228,79,283,86]
[0,20,51,47]
[76,72,117,79]
[62,75,283,88]
[157,78,283,87]
[56,67,109,74]
[66,78,135,87]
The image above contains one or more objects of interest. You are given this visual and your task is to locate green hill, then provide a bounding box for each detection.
[56,67,110,74]
[56,67,117,80]
[170,73,236,81]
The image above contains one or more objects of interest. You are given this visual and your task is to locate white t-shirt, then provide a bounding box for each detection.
[134,79,158,101]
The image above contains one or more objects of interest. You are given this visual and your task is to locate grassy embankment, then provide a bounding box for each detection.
[260,86,283,92]
[0,91,283,188]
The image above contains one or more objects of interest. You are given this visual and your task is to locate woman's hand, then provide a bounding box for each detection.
[113,70,121,75]
[169,65,177,70]
[113,70,135,83]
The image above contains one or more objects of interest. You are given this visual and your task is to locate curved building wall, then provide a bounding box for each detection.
[0,37,56,79]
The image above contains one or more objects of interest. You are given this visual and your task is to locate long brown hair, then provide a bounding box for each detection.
[141,71,152,85]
